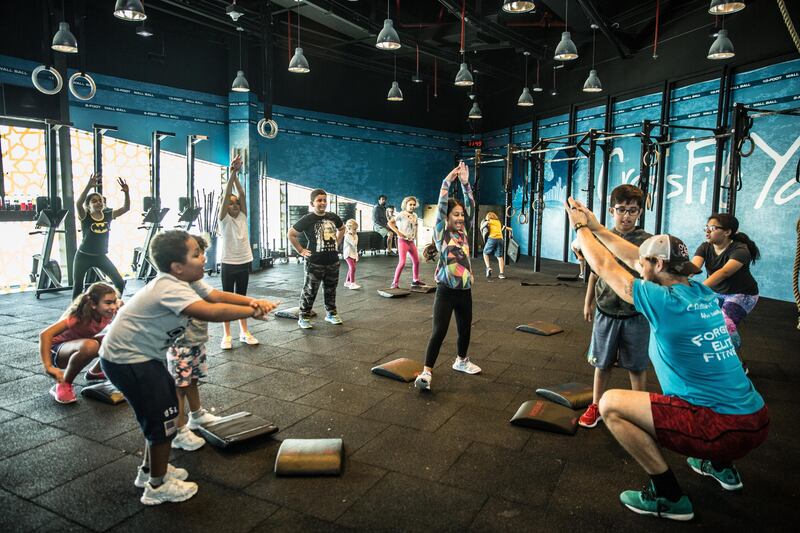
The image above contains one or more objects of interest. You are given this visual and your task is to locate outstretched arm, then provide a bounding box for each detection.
[111,178,130,219]
[571,198,640,271]
[458,162,473,220]
[219,155,243,221]
[75,174,99,220]
[702,258,744,287]
[232,173,247,214]
[434,165,461,251]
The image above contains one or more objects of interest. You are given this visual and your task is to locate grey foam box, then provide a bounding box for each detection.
[371,358,422,382]
[196,411,278,448]
[516,321,564,336]
[535,382,593,410]
[509,399,578,435]
[80,381,125,405]
[409,284,435,294]
[274,438,343,476]
[377,287,411,298]
[274,307,317,320]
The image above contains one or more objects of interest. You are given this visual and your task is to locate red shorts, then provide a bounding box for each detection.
[650,393,769,463]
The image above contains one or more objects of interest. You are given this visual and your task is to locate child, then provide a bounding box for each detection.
[39,282,119,404]
[416,162,481,391]
[385,205,397,254]
[480,211,510,279]
[576,184,652,429]
[166,235,220,451]
[99,228,277,506]
[342,219,361,290]
[387,196,424,288]
[288,189,345,329]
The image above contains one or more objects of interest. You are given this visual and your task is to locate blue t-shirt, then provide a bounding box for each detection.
[633,279,764,415]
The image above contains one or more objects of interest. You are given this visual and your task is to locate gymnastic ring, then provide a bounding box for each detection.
[257,118,279,139]
[506,206,515,218]
[518,213,528,225]
[642,147,660,167]
[31,65,63,95]
[738,136,755,158]
[68,72,96,101]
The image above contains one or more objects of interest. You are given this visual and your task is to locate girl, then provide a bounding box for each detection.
[72,174,130,300]
[416,162,481,391]
[39,282,119,404]
[480,211,510,279]
[342,219,361,290]
[167,235,220,451]
[691,213,760,355]
[388,196,424,288]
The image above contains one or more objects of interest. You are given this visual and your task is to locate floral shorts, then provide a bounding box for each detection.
[166,345,208,387]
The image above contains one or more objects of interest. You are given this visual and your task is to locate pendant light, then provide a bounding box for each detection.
[583,25,602,92]
[412,44,423,83]
[288,2,310,73]
[554,1,578,61]
[376,0,401,50]
[454,0,474,86]
[502,1,536,14]
[532,59,543,92]
[387,54,403,101]
[550,67,558,96]
[113,0,147,21]
[517,52,534,106]
[708,0,745,15]
[52,22,78,53]
[707,29,735,59]
[136,23,154,37]
[231,27,249,92]
[468,95,482,120]
[226,1,244,22]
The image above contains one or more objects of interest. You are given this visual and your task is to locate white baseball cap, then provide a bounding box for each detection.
[638,234,702,275]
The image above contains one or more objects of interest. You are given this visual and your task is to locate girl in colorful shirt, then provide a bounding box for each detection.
[416,162,481,391]
[39,282,119,403]
[388,196,425,288]
[342,219,361,290]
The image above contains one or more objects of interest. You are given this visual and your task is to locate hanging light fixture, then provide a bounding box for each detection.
[532,58,543,91]
[412,44,423,83]
[226,1,244,22]
[231,27,250,92]
[136,22,154,37]
[113,0,147,21]
[52,22,78,53]
[288,3,310,73]
[468,95,482,120]
[583,25,602,92]
[376,0,401,50]
[502,1,536,14]
[387,54,403,101]
[454,0,474,86]
[551,67,559,96]
[708,0,745,15]
[517,52,534,106]
[554,1,578,61]
[708,28,735,59]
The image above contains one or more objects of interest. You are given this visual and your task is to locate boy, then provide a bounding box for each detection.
[576,184,652,429]
[288,189,345,328]
[99,229,277,505]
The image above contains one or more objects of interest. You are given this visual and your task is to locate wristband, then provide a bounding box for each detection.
[574,222,590,231]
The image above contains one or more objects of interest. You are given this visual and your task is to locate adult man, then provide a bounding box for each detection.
[372,195,394,255]
[567,197,768,522]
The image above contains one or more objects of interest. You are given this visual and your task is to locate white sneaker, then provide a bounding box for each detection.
[348,283,361,290]
[414,371,431,391]
[134,463,189,488]
[239,332,260,345]
[171,426,205,451]
[344,281,352,289]
[188,408,220,430]
[140,477,199,506]
[452,357,482,374]
[220,335,232,350]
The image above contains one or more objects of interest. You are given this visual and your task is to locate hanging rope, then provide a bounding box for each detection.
[777,0,800,54]
[518,155,530,224]
[794,216,800,330]
[460,0,466,54]
[653,0,660,58]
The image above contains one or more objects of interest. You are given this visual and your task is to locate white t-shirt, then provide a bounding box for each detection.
[342,233,359,260]
[100,273,214,364]
[219,213,254,265]
[394,211,418,241]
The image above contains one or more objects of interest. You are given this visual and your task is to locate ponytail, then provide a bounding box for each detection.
[732,232,760,264]
[63,282,117,324]
[422,240,439,262]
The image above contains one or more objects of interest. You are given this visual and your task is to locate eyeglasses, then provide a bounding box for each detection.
[612,206,640,215]
[704,225,723,232]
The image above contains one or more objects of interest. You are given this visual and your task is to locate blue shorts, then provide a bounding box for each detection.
[51,342,65,367]
[100,358,178,444]
[587,310,650,372]
[483,237,504,258]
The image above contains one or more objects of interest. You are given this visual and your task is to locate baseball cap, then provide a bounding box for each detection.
[638,234,702,275]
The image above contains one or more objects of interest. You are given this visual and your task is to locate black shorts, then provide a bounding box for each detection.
[221,262,250,295]
[100,358,178,444]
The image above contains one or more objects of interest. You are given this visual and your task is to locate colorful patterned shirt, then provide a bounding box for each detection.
[433,178,474,289]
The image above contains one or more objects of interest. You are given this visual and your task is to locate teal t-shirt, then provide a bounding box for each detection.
[632,279,764,415]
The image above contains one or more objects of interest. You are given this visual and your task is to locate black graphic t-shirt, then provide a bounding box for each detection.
[293,212,344,265]
[79,208,113,255]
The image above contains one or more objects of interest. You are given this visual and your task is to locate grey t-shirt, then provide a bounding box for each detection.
[100,273,214,364]
[595,228,651,318]
[694,241,758,295]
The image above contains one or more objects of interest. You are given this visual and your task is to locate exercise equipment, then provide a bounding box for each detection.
[409,284,435,294]
[377,287,411,298]
[370,358,422,382]
[274,307,317,320]
[535,382,593,410]
[274,438,344,476]
[555,273,581,282]
[509,399,578,435]
[80,381,125,405]
[507,237,520,263]
[196,411,278,448]
[516,321,564,336]
[178,134,207,232]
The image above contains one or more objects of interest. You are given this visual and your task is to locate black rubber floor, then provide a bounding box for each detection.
[1,255,797,532]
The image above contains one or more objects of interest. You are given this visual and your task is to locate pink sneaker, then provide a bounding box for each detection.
[50,382,77,404]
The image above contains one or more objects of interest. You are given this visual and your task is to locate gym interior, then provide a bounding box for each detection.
[0,0,799,531]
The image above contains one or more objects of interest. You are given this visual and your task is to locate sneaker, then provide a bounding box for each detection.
[411,280,425,287]
[343,281,352,289]
[298,317,313,329]
[134,463,189,488]
[239,332,260,345]
[619,482,694,521]
[486,268,493,278]
[452,357,481,374]
[85,368,106,381]
[498,273,506,279]
[414,371,431,391]
[49,383,77,404]
[686,458,743,491]
[390,283,399,289]
[171,426,205,451]
[579,403,602,428]
[325,313,343,325]
[220,335,232,350]
[188,408,221,430]
[348,283,361,290]
[140,477,198,506]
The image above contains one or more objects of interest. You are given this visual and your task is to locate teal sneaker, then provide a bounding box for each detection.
[687,458,743,491]
[619,482,694,521]
[297,317,313,329]
[325,313,343,325]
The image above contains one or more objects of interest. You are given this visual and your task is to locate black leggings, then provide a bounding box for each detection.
[221,262,250,295]
[72,251,125,300]
[424,285,472,368]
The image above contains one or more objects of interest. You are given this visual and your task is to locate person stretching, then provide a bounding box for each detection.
[415,162,481,391]
[388,196,425,289]
[566,197,768,522]
[343,219,361,290]
[480,211,511,279]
